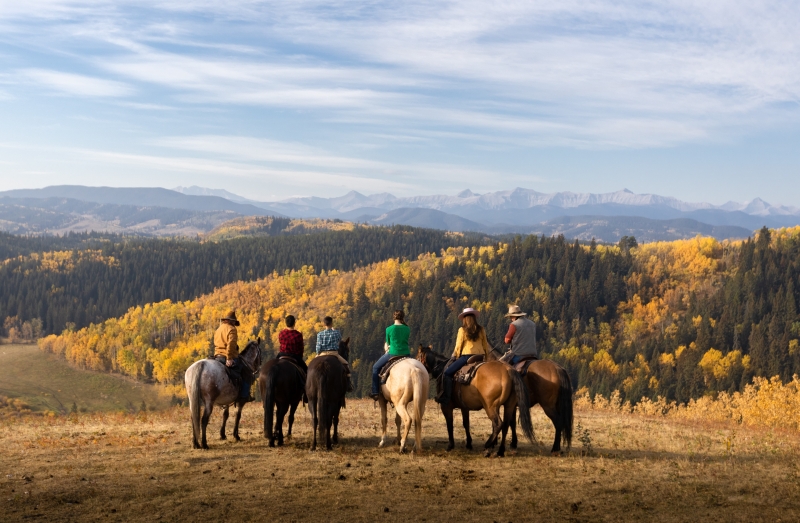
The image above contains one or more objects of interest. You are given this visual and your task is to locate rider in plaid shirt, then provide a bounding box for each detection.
[315,316,353,392]
[278,315,307,372]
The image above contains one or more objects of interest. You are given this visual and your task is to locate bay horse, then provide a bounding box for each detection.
[503,352,574,455]
[258,356,306,447]
[305,338,350,451]
[416,345,534,457]
[375,357,429,453]
[184,339,262,449]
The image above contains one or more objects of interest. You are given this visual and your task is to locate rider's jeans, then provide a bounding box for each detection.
[444,355,471,378]
[371,352,392,394]
[509,354,523,365]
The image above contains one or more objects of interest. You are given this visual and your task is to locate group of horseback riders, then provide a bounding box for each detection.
[213,304,537,405]
[212,311,353,405]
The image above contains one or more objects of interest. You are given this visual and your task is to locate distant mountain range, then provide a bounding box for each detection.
[1,185,798,242]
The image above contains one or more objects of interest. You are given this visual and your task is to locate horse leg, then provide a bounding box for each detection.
[309,400,318,451]
[543,406,562,455]
[497,402,515,458]
[331,410,339,447]
[378,398,389,448]
[394,412,401,445]
[233,404,243,442]
[396,401,412,454]
[201,401,213,450]
[287,401,298,439]
[275,402,288,446]
[483,405,502,458]
[444,406,455,452]
[509,409,518,450]
[462,410,473,451]
[220,406,229,440]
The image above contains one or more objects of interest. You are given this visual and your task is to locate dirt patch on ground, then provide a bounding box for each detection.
[2,400,799,522]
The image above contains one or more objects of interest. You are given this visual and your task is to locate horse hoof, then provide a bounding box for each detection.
[269,441,275,448]
[446,445,454,452]
[220,435,227,441]
[378,441,386,448]
[466,443,473,451]
[483,449,492,458]
[551,450,562,457]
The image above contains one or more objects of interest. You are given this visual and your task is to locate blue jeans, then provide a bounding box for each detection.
[509,354,523,365]
[444,355,471,378]
[371,353,393,395]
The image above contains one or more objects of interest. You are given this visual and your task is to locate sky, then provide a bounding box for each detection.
[0,1,798,205]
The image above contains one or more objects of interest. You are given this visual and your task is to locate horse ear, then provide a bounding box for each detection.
[257,337,262,345]
[344,337,350,344]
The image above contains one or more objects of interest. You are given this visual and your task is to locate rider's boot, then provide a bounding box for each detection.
[239,380,255,403]
[436,376,453,405]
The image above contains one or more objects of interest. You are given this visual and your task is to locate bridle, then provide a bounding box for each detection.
[241,340,262,374]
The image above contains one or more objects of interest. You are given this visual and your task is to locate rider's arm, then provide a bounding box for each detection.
[226,327,238,365]
[504,324,516,344]
[453,328,464,358]
[481,329,491,356]
[315,332,322,354]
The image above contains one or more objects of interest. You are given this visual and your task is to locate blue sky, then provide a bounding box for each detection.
[0,1,798,205]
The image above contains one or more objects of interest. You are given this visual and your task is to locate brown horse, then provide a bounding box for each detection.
[417,345,534,457]
[502,352,573,455]
[184,339,262,449]
[305,338,350,451]
[258,356,306,447]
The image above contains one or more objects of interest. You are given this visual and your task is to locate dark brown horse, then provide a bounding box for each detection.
[305,338,350,451]
[503,352,574,455]
[184,339,262,449]
[258,356,306,447]
[417,345,534,457]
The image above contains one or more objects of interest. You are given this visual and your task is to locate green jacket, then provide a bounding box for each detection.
[385,323,410,356]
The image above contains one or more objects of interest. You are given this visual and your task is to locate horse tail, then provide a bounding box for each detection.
[262,363,279,439]
[509,368,535,445]
[316,366,330,444]
[557,365,574,451]
[187,362,204,445]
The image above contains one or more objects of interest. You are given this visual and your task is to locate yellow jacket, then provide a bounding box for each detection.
[214,322,239,359]
[453,327,491,358]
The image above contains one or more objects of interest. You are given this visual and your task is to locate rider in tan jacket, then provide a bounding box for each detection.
[213,311,253,403]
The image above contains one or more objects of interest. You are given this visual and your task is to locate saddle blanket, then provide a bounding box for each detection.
[513,356,538,377]
[278,355,307,381]
[379,356,410,384]
[454,361,485,386]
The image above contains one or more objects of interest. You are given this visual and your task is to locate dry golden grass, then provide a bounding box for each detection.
[2,400,799,522]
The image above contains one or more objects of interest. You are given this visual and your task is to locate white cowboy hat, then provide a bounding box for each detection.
[504,305,528,317]
[458,307,479,320]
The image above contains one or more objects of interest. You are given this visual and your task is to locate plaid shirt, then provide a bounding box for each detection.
[316,328,341,354]
[278,329,304,356]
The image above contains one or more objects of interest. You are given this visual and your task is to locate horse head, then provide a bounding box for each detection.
[338,337,351,362]
[416,344,442,376]
[241,337,262,372]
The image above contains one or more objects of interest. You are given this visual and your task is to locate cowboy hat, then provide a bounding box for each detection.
[504,305,528,317]
[458,307,479,320]
[220,310,240,326]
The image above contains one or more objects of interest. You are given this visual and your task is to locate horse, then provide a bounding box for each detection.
[305,337,350,451]
[184,339,262,449]
[258,355,306,447]
[416,345,534,457]
[500,349,573,455]
[375,357,429,453]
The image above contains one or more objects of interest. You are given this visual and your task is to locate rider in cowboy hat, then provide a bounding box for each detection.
[503,305,538,364]
[213,310,254,403]
[435,307,491,406]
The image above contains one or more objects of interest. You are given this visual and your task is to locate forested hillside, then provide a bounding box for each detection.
[0,226,482,335]
[37,227,800,402]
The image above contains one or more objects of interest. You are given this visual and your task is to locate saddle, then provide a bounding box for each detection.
[278,355,307,381]
[512,355,538,377]
[379,356,409,384]
[209,356,243,388]
[454,355,486,386]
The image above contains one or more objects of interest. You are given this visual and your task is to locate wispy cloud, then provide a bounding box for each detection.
[20,68,133,97]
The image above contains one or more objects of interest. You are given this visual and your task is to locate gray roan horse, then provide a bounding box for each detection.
[306,337,350,451]
[184,339,262,449]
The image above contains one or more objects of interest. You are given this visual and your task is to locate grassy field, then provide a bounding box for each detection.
[2,399,799,522]
[0,344,170,413]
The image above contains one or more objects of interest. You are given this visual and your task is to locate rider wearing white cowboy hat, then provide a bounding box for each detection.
[503,305,538,365]
[435,307,491,405]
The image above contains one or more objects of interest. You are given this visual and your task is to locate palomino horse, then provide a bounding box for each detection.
[375,357,429,453]
[417,345,534,457]
[184,339,262,449]
[258,356,306,447]
[502,353,574,455]
[306,338,350,451]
